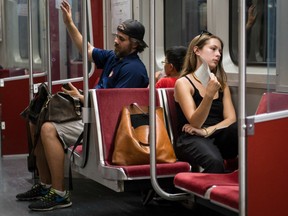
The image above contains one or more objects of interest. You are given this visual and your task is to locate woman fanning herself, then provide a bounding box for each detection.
[174,31,238,173]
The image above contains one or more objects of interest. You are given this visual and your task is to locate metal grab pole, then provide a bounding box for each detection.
[46,0,52,91]
[238,0,247,215]
[149,0,156,180]
[27,0,36,181]
[82,0,88,105]
[149,0,188,201]
[80,0,89,168]
[28,0,33,100]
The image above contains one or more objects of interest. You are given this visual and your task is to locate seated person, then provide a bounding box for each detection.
[155,46,187,88]
[173,31,238,173]
[16,0,149,212]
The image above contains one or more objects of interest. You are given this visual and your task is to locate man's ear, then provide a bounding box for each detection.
[131,40,138,50]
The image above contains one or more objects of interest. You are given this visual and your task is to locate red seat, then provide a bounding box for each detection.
[256,92,288,114]
[74,145,83,155]
[210,185,239,211]
[95,88,190,180]
[174,170,238,198]
[163,88,179,145]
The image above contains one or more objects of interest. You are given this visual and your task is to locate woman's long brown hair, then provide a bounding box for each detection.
[180,34,227,90]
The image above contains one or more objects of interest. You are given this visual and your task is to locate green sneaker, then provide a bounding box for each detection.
[28,188,72,211]
[16,183,49,201]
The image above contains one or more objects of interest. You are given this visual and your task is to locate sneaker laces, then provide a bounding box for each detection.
[40,189,57,202]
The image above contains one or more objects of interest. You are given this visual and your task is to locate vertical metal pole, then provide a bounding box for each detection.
[28,0,33,100]
[80,0,89,168]
[46,0,52,91]
[82,0,88,107]
[148,0,187,201]
[238,0,247,215]
[149,0,156,184]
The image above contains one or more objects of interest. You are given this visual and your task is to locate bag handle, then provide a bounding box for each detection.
[130,103,148,115]
[70,95,82,116]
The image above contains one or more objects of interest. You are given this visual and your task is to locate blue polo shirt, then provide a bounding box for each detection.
[92,48,149,88]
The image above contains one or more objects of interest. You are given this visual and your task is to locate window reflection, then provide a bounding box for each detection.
[164,0,207,49]
[230,0,276,65]
[4,0,89,80]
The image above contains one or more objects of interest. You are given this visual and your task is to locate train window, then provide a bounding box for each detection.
[4,0,91,81]
[229,0,276,66]
[62,0,92,80]
[5,0,43,69]
[164,0,207,49]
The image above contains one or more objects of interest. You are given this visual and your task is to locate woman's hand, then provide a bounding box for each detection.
[206,73,221,98]
[182,124,207,137]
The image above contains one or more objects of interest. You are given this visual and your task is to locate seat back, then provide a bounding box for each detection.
[95,88,160,165]
[256,92,288,114]
[162,88,179,145]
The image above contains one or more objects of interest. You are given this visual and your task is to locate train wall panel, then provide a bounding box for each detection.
[247,117,288,216]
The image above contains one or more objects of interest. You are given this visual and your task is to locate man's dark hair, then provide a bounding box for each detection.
[117,19,148,53]
[130,38,146,53]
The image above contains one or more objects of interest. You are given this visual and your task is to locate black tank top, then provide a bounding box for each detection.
[176,76,224,133]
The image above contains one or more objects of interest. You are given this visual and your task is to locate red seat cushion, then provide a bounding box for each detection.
[106,161,191,178]
[174,170,238,197]
[74,145,83,154]
[210,185,239,210]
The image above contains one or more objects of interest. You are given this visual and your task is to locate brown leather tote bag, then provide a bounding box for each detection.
[112,103,176,165]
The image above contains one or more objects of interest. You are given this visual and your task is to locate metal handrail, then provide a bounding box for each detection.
[28,0,33,100]
[149,0,188,201]
[46,0,52,91]
[238,0,247,215]
[79,0,90,168]
[28,0,51,96]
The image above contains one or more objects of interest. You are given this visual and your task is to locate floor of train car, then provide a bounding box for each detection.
[0,156,226,216]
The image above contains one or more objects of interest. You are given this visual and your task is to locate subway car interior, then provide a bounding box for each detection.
[0,0,287,215]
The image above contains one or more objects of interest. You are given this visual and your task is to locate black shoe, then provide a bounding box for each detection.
[28,188,72,211]
[16,183,49,201]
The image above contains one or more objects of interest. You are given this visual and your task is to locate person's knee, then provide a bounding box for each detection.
[203,157,225,173]
[41,122,56,138]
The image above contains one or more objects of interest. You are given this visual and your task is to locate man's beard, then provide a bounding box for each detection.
[114,47,128,58]
[114,49,125,58]
[114,43,133,58]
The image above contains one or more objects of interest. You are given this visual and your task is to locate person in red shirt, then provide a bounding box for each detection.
[155,46,187,88]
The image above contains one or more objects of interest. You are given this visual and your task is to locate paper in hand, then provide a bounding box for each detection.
[194,57,212,87]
